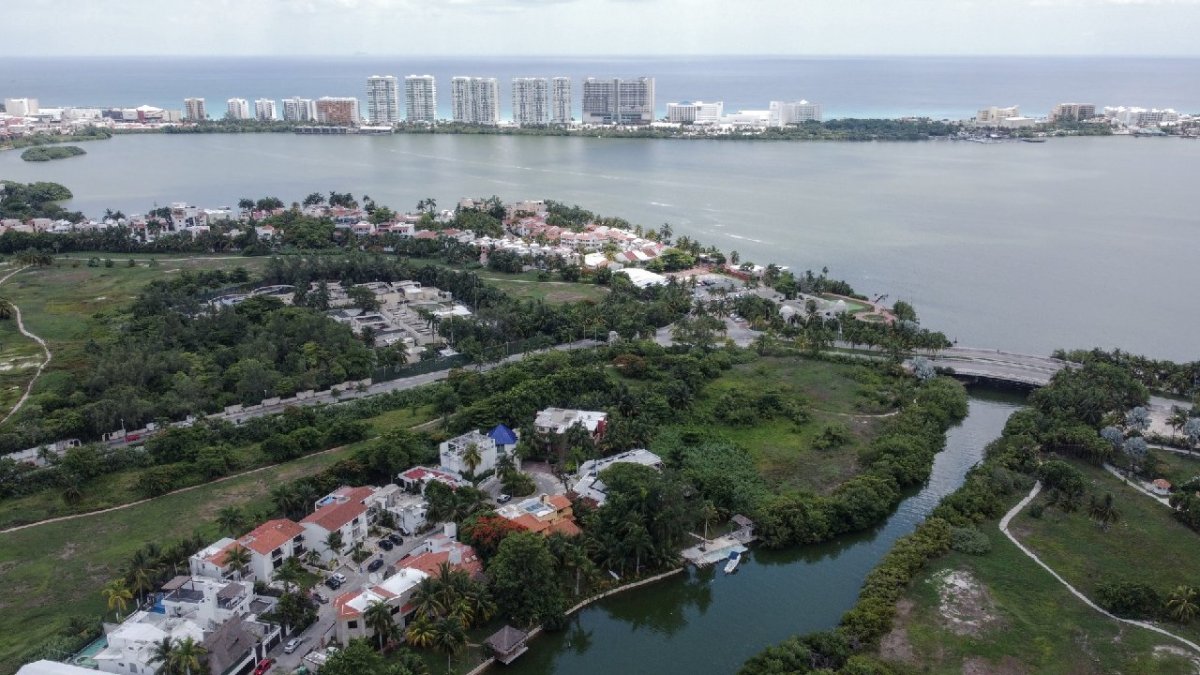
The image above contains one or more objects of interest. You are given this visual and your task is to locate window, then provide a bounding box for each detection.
[348,620,358,629]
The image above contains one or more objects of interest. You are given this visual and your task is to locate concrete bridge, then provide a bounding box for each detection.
[917,347,1074,387]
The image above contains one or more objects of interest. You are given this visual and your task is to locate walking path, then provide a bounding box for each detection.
[0,265,52,426]
[1101,464,1172,508]
[999,482,1200,654]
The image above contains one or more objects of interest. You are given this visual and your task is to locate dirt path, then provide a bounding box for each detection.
[999,481,1200,654]
[0,265,51,426]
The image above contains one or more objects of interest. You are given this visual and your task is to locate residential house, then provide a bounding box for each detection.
[159,575,252,630]
[533,408,608,454]
[236,519,306,581]
[438,426,519,478]
[398,524,484,579]
[332,567,429,645]
[571,449,663,507]
[366,484,429,536]
[203,614,280,675]
[398,466,469,494]
[495,494,581,537]
[18,662,101,675]
[93,611,205,675]
[301,486,375,561]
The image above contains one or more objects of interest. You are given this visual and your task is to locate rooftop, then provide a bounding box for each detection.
[302,486,374,532]
[534,408,608,435]
[238,519,303,555]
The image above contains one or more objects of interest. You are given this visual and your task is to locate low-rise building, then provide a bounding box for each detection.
[94,611,205,675]
[366,484,429,536]
[399,525,484,578]
[301,486,375,561]
[534,408,608,442]
[495,494,581,537]
[236,519,306,581]
[398,466,469,494]
[159,575,252,630]
[438,424,519,478]
[571,449,663,506]
[332,567,429,645]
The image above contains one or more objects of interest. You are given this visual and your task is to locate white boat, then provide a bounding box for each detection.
[723,550,742,574]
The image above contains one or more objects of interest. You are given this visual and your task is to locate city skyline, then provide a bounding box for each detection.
[1,0,1199,57]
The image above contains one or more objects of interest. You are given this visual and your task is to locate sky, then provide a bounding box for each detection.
[2,0,1199,56]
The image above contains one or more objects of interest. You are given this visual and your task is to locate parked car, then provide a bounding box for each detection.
[331,572,347,584]
[387,532,404,545]
[377,538,394,551]
[497,494,512,504]
[312,592,328,604]
[253,658,274,675]
[324,577,342,590]
[367,558,385,573]
[283,638,302,654]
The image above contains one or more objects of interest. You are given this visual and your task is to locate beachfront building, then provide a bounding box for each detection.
[3,98,38,117]
[1104,106,1181,127]
[405,75,437,122]
[975,105,1020,126]
[316,97,360,126]
[769,100,822,125]
[667,101,723,124]
[282,97,317,122]
[512,77,549,126]
[451,77,500,125]
[551,77,572,124]
[254,98,276,121]
[366,75,400,125]
[183,97,207,121]
[226,98,250,120]
[1050,102,1096,122]
[581,77,655,125]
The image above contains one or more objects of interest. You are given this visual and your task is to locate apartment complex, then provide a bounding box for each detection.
[3,98,38,116]
[226,98,250,120]
[183,97,207,121]
[581,77,655,125]
[1104,106,1180,127]
[975,105,1021,126]
[366,75,400,125]
[282,97,317,122]
[769,100,822,125]
[405,75,437,123]
[254,98,276,121]
[667,100,724,124]
[315,97,360,126]
[512,77,549,126]
[1050,102,1096,122]
[552,77,572,124]
[451,76,500,125]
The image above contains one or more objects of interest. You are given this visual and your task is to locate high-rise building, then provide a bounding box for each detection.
[366,75,400,125]
[551,77,572,124]
[226,98,250,120]
[3,98,39,117]
[769,100,822,126]
[976,106,1020,126]
[405,75,437,123]
[581,77,655,125]
[315,97,360,126]
[184,98,207,121]
[451,77,499,125]
[1050,103,1096,122]
[511,78,549,126]
[282,97,317,122]
[254,98,277,121]
[667,101,724,124]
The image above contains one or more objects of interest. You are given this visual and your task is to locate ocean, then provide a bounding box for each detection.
[2,55,1200,120]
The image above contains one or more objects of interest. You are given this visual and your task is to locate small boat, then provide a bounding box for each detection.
[1021,137,1047,143]
[723,551,742,574]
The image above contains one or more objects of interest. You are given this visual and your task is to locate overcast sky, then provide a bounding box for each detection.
[2,0,1199,56]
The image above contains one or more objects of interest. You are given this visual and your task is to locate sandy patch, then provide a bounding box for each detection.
[962,656,1030,675]
[878,598,916,663]
[932,568,1003,636]
[1153,645,1200,673]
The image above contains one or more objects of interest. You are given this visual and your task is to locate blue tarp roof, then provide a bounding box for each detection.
[489,424,518,446]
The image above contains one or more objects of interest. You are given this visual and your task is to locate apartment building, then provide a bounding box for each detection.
[451,77,500,125]
[405,75,437,122]
[581,77,655,125]
[366,75,400,124]
[551,77,572,124]
[511,77,549,126]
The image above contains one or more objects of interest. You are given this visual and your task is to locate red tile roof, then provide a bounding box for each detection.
[544,495,572,511]
[239,519,303,555]
[301,486,373,533]
[399,544,484,578]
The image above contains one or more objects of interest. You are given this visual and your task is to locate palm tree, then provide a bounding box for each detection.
[274,557,304,594]
[216,506,246,535]
[364,600,397,650]
[127,562,158,608]
[623,521,654,576]
[699,501,719,542]
[462,442,482,477]
[102,579,133,620]
[432,617,466,674]
[404,615,436,649]
[1167,585,1199,624]
[411,577,445,620]
[224,545,252,580]
[1087,493,1121,532]
[173,636,207,675]
[149,636,179,675]
[325,531,345,558]
[1169,407,1190,441]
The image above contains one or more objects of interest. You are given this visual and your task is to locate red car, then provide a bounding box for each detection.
[253,658,274,675]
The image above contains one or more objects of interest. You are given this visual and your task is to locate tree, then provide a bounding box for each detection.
[432,616,467,674]
[1125,406,1150,432]
[911,356,936,382]
[225,545,252,580]
[1184,418,1200,449]
[405,615,436,649]
[1123,436,1149,473]
[1169,407,1190,440]
[364,600,397,650]
[462,442,482,477]
[1087,493,1121,532]
[173,636,207,675]
[149,637,179,675]
[102,579,133,619]
[274,557,304,594]
[488,532,565,627]
[348,285,381,312]
[1167,585,1199,624]
[216,506,246,535]
[729,250,740,266]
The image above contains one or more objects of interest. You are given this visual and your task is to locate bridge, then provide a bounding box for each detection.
[916,347,1074,388]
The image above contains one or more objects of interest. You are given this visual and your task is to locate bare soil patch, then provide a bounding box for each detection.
[878,598,916,664]
[932,568,1003,637]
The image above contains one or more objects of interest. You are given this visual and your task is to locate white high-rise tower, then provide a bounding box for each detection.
[404,75,437,123]
[551,77,572,124]
[511,78,549,126]
[366,75,400,125]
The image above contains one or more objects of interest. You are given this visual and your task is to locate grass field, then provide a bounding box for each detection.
[884,507,1200,674]
[680,357,901,495]
[400,255,609,305]
[1010,460,1200,646]
[1149,448,1200,490]
[0,446,353,675]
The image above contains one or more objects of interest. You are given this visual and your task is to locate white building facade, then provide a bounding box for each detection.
[451,77,500,125]
[282,97,316,122]
[769,100,822,126]
[405,75,437,123]
[183,98,207,121]
[581,77,655,125]
[512,77,549,126]
[254,98,276,121]
[667,101,724,124]
[551,77,572,124]
[226,98,250,120]
[366,75,400,124]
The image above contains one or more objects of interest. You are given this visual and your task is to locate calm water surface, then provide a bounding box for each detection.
[0,132,1196,360]
[503,390,1022,675]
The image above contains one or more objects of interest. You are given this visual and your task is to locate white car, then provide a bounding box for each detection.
[283,638,302,654]
[497,494,512,504]
[331,572,347,584]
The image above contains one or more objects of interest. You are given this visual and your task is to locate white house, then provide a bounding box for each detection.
[236,519,306,581]
[534,408,608,439]
[300,486,374,561]
[366,484,429,536]
[438,424,520,477]
[93,611,205,675]
[572,449,663,506]
[332,568,428,645]
[398,466,469,494]
[159,576,252,630]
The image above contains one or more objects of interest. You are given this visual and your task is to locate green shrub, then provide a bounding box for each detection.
[949,526,992,555]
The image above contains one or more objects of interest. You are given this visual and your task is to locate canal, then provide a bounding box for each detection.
[504,388,1024,674]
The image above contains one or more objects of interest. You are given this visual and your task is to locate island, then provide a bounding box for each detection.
[19,145,87,162]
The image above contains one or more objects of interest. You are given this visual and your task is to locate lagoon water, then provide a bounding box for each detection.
[1,131,1196,360]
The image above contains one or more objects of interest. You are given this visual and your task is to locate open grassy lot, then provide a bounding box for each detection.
[478,276,609,305]
[0,446,352,675]
[1009,460,1200,645]
[883,507,1200,674]
[1148,448,1200,490]
[0,318,44,416]
[0,404,435,530]
[679,357,904,495]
